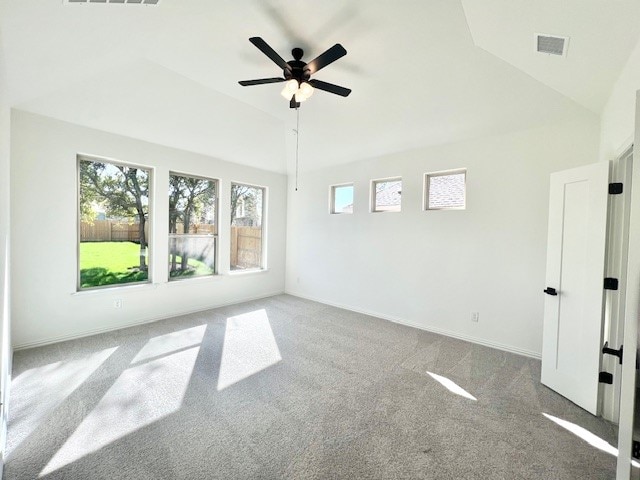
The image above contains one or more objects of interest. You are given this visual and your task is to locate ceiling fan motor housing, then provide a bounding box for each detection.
[285,50,310,84]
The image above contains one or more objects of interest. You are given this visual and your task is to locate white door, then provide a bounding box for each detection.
[541,161,610,415]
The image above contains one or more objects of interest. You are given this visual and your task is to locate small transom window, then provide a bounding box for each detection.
[425,169,466,210]
[372,178,402,213]
[330,184,354,214]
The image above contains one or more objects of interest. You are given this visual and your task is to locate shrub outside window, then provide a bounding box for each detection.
[78,156,151,290]
[372,177,402,212]
[425,169,466,210]
[330,184,354,214]
[230,183,265,271]
[168,173,218,280]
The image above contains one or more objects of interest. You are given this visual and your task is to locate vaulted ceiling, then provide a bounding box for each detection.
[2,0,639,173]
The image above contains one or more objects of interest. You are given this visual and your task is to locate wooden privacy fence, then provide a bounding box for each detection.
[231,226,262,269]
[80,220,150,242]
[80,221,218,242]
[171,223,217,235]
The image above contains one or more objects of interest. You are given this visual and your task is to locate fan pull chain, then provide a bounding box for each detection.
[295,106,300,191]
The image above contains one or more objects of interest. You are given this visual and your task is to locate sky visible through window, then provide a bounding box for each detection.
[333,185,353,213]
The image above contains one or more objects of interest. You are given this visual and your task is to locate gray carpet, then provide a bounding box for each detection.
[5,294,619,479]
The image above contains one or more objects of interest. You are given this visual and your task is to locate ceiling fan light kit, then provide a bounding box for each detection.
[280,79,300,100]
[294,81,314,102]
[239,36,351,108]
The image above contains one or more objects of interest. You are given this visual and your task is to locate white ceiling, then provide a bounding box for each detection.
[1,0,639,174]
[461,0,640,113]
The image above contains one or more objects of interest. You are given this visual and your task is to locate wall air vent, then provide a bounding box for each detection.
[64,0,160,5]
[536,34,569,57]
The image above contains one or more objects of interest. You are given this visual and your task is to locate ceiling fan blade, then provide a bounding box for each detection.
[308,79,351,97]
[249,37,292,73]
[239,78,286,86]
[305,44,347,75]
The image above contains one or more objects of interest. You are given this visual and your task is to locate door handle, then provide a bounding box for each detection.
[544,287,558,296]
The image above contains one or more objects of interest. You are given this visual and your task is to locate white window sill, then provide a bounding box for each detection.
[72,281,158,296]
[166,274,225,286]
[167,269,269,284]
[72,269,270,294]
[228,268,269,276]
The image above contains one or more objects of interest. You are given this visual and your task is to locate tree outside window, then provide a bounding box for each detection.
[78,157,150,289]
[168,173,217,280]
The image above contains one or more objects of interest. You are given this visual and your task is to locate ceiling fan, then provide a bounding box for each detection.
[239,37,352,108]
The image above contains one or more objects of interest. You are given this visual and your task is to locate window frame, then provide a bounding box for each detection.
[329,183,354,214]
[371,176,402,213]
[230,181,267,272]
[76,153,153,291]
[168,171,220,282]
[423,168,467,211]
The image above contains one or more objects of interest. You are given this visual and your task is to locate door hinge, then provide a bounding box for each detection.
[602,342,623,364]
[604,278,619,290]
[599,371,613,384]
[609,182,623,194]
[634,441,640,460]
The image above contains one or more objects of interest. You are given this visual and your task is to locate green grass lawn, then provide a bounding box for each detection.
[80,241,214,288]
[169,256,214,279]
[80,241,149,288]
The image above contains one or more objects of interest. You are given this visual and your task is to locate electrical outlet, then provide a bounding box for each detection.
[114,299,123,309]
[471,312,479,322]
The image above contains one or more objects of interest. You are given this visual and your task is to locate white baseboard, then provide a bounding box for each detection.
[16,289,542,360]
[13,290,285,351]
[286,290,541,360]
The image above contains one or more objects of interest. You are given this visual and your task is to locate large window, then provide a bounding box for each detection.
[168,173,218,280]
[78,156,151,290]
[371,177,402,212]
[230,183,265,271]
[425,169,466,210]
[330,184,354,214]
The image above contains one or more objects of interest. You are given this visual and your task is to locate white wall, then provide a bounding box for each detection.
[10,110,287,349]
[286,115,600,357]
[600,37,640,161]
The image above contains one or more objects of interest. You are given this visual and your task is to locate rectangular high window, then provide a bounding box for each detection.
[78,156,151,290]
[330,184,354,214]
[425,169,466,210]
[372,177,402,212]
[168,173,218,280]
[230,183,265,271]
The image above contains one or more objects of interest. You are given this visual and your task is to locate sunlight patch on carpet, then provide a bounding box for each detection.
[543,413,640,468]
[427,371,477,401]
[131,323,206,364]
[9,347,118,456]
[40,325,206,476]
[217,309,281,391]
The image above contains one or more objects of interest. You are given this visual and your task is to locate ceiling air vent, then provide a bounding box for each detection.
[64,0,160,5]
[536,34,569,57]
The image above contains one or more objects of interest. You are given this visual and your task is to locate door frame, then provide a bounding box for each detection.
[616,93,640,479]
[601,145,633,423]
